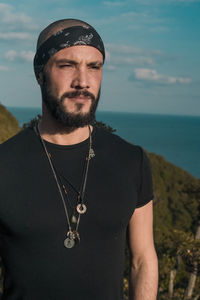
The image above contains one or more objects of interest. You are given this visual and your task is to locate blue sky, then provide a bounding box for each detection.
[0,0,199,115]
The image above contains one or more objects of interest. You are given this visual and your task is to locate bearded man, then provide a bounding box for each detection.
[0,19,158,300]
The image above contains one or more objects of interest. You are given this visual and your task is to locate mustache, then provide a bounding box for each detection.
[61,90,96,102]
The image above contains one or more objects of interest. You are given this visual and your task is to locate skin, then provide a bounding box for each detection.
[128,200,158,299]
[38,45,103,145]
[38,43,158,298]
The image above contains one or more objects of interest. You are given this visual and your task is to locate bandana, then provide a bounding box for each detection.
[33,25,105,79]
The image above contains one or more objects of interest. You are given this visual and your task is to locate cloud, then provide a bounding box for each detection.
[174,0,200,2]
[5,50,35,62]
[4,50,17,61]
[0,32,33,40]
[0,65,10,71]
[134,0,200,4]
[148,26,169,33]
[106,44,147,55]
[20,51,35,62]
[0,3,38,30]
[111,56,154,65]
[105,44,164,68]
[102,1,125,6]
[104,65,117,71]
[106,43,162,56]
[133,68,192,84]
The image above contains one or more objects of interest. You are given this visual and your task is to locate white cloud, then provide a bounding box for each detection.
[112,56,154,65]
[105,50,111,61]
[4,50,17,61]
[0,65,10,71]
[105,44,161,67]
[106,44,145,55]
[134,68,162,81]
[20,51,35,62]
[134,0,200,4]
[104,65,116,71]
[133,68,192,84]
[121,11,147,18]
[149,26,169,33]
[0,3,11,11]
[106,43,162,56]
[0,32,33,40]
[178,77,192,84]
[0,3,38,30]
[102,1,125,6]
[0,32,32,41]
[5,50,35,62]
[175,0,200,2]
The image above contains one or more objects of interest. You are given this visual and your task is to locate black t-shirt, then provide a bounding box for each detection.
[0,126,153,300]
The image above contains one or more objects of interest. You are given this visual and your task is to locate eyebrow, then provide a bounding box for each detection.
[88,61,103,68]
[55,59,103,67]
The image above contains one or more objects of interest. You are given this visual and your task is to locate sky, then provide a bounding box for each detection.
[0,0,199,116]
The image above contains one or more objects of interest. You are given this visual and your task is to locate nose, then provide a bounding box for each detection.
[71,67,89,90]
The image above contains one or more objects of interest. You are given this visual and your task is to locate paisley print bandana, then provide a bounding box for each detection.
[33,25,105,79]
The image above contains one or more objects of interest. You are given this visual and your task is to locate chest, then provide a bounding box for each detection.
[0,148,138,242]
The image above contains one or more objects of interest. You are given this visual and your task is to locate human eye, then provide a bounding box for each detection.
[89,63,102,70]
[59,63,72,68]
[93,65,101,70]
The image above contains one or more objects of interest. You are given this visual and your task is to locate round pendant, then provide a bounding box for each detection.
[77,204,87,214]
[64,238,75,249]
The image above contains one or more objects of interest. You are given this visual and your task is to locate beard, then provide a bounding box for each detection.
[41,75,100,129]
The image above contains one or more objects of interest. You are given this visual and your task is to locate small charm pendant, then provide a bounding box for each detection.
[64,238,75,248]
[77,203,87,214]
[71,215,77,224]
[89,148,95,160]
[73,231,80,243]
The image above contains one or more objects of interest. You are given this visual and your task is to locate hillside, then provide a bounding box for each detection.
[0,104,20,143]
[149,152,200,234]
[148,152,200,299]
[123,152,200,299]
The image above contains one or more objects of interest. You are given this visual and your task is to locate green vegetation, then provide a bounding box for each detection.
[0,104,200,299]
[147,153,200,300]
[123,153,200,299]
[0,104,20,143]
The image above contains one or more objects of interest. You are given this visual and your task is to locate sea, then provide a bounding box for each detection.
[7,106,200,179]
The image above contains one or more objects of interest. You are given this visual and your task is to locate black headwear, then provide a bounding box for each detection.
[33,25,105,79]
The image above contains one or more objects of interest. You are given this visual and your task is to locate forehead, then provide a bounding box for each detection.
[51,45,103,63]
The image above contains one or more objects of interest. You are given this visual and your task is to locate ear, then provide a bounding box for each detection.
[37,72,44,86]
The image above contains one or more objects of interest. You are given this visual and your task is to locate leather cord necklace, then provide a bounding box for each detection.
[35,123,95,248]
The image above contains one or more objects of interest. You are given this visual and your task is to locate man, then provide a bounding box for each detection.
[0,19,158,299]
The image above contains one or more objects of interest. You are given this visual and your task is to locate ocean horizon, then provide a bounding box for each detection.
[6,106,200,179]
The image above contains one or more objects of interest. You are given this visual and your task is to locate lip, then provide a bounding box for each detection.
[68,96,91,102]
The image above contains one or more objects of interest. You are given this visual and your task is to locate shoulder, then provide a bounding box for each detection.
[94,126,145,161]
[0,127,38,162]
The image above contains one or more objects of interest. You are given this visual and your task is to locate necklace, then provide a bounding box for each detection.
[35,124,95,248]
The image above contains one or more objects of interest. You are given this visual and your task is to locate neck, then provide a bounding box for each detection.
[39,110,92,146]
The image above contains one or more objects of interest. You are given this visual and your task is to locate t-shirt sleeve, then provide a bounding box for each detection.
[136,147,154,208]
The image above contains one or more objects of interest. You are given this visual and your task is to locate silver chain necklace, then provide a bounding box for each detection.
[35,124,95,249]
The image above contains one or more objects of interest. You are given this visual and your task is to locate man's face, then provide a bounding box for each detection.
[40,45,103,128]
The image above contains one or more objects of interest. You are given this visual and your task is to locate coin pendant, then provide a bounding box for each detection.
[64,238,75,249]
[77,204,87,214]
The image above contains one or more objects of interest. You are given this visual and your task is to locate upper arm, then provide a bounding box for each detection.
[128,200,156,264]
